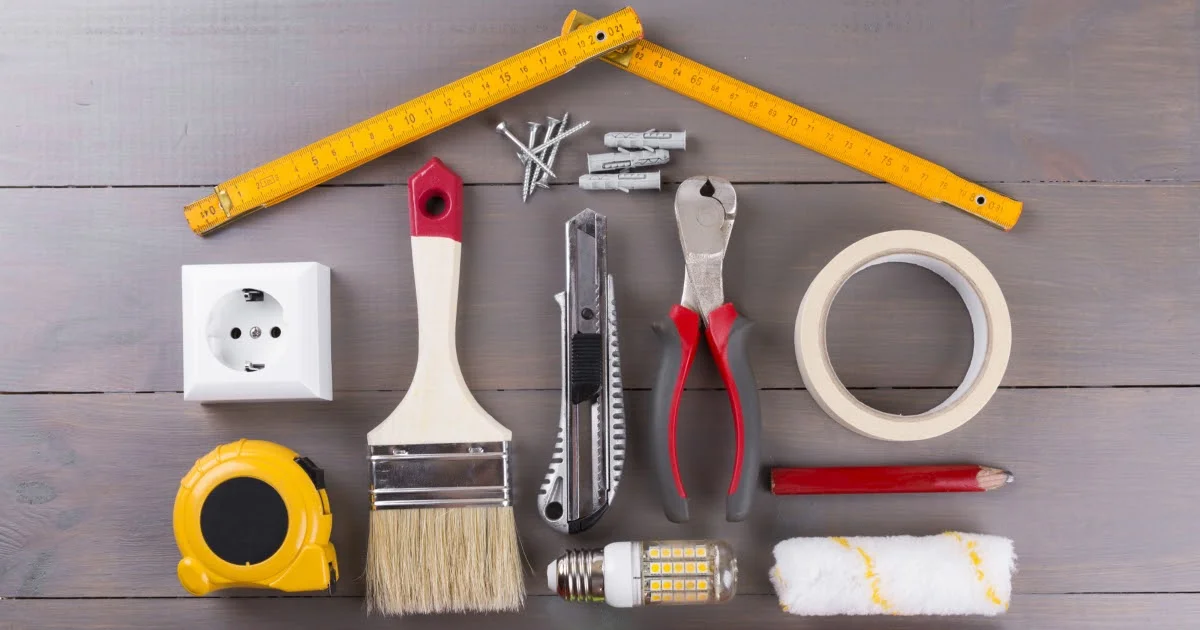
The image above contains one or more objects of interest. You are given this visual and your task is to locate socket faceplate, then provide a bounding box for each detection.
[182,262,331,402]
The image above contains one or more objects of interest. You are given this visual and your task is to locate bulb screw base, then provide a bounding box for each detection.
[551,548,606,602]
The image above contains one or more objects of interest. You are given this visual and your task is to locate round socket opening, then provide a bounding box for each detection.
[206,288,286,372]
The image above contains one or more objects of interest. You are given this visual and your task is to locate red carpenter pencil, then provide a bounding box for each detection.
[770,465,1013,495]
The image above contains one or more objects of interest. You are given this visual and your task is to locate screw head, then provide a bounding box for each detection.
[494,121,509,133]
[249,326,262,339]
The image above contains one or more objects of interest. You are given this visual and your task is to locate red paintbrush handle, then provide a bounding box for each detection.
[770,465,993,495]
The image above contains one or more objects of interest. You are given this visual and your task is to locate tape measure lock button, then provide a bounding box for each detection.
[174,439,338,595]
[795,231,1012,441]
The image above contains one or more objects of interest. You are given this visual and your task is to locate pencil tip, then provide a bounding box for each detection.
[1004,471,1014,484]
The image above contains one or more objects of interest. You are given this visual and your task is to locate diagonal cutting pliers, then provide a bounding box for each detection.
[651,176,761,523]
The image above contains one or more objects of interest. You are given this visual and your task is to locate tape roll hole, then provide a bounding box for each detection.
[825,254,986,417]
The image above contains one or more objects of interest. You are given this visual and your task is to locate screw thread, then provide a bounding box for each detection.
[521,123,540,202]
[538,113,569,185]
[553,548,606,602]
[528,120,590,155]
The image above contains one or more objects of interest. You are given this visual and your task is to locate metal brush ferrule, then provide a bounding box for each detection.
[539,209,625,534]
[552,549,606,602]
[369,441,511,509]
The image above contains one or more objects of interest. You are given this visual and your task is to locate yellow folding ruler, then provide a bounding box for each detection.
[183,8,643,235]
[565,11,1022,230]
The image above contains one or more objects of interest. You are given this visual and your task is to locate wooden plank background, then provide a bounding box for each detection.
[2,0,1197,627]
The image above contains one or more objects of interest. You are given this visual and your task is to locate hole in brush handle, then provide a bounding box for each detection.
[408,157,464,242]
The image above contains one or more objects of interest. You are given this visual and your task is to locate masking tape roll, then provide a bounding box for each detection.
[795,230,1011,441]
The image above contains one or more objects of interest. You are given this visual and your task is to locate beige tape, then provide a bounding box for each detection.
[794,230,1011,441]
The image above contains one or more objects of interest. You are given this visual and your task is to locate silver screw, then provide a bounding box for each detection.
[496,121,555,178]
[531,116,562,190]
[520,119,591,157]
[521,122,541,202]
[538,112,570,188]
[249,326,262,339]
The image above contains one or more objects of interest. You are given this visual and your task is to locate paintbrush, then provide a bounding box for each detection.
[365,157,523,615]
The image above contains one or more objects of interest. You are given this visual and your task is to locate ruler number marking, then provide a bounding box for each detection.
[187,12,664,232]
[628,31,1015,228]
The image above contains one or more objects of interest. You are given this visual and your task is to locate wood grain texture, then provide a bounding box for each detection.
[2,0,1197,626]
[3,594,1199,629]
[1,388,1197,598]
[1,183,1197,393]
[1,0,1196,186]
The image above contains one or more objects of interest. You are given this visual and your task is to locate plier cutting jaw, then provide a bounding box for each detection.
[652,176,762,523]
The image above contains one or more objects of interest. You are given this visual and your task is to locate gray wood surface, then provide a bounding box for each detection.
[4,595,1200,629]
[2,387,1199,600]
[2,182,1198,393]
[2,0,1198,186]
[2,0,1197,627]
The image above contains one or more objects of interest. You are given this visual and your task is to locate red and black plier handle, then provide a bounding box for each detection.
[651,302,761,523]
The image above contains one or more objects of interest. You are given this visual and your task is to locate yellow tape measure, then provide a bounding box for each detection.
[174,440,337,595]
[565,11,1021,230]
[183,7,643,235]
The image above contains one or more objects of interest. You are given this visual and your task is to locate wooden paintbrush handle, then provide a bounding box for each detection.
[408,158,465,390]
[368,157,511,445]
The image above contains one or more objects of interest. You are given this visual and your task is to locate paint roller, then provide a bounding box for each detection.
[769,532,1016,616]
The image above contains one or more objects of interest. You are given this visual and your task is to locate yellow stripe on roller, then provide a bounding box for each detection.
[182,7,644,235]
[563,10,1022,231]
[831,537,894,614]
[945,532,1008,610]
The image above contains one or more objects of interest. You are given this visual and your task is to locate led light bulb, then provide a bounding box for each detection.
[547,540,737,607]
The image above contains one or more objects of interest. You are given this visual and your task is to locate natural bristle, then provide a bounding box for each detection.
[366,506,524,615]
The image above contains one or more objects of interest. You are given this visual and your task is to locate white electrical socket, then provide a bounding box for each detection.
[182,262,332,402]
